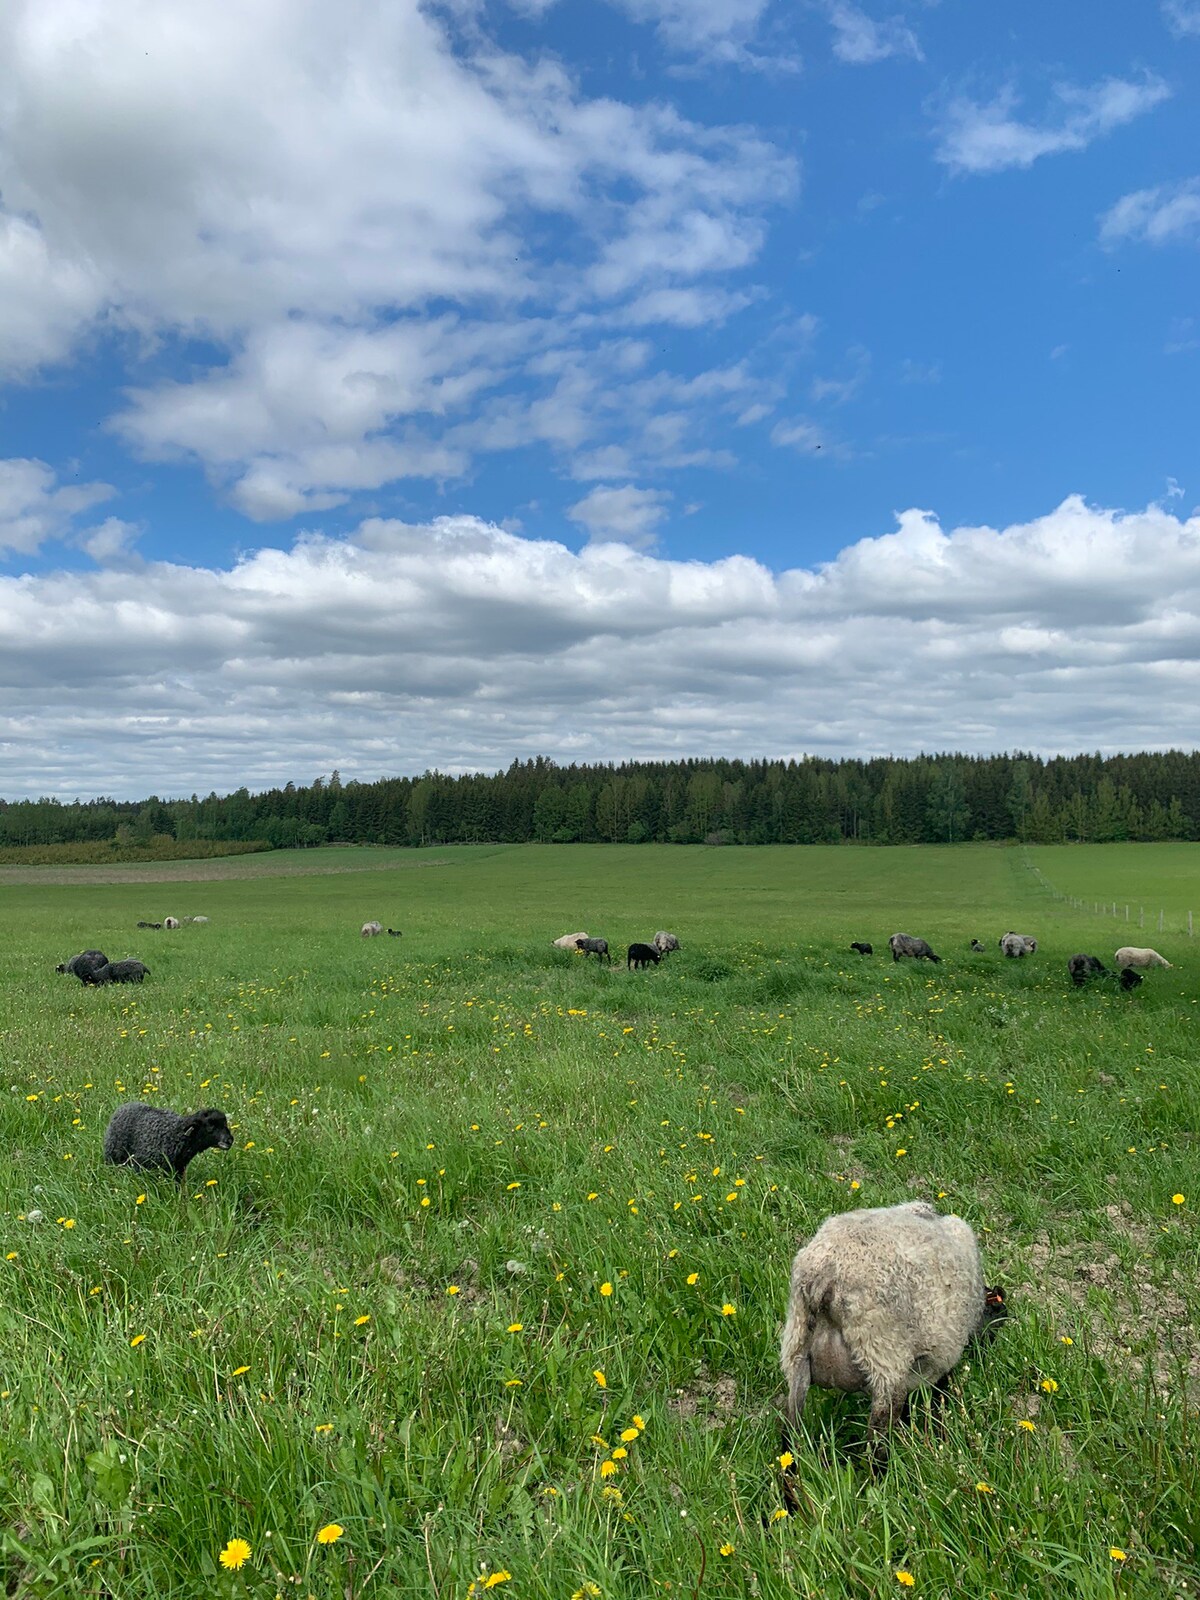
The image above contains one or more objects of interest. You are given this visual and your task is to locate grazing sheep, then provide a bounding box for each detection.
[1068,954,1144,991]
[780,1199,1006,1461]
[136,920,162,930]
[361,921,383,938]
[103,1102,233,1184]
[888,933,941,964]
[190,915,210,925]
[552,932,589,950]
[999,932,1037,958]
[849,941,873,956]
[56,949,108,979]
[1114,946,1172,970]
[387,928,403,937]
[627,942,661,970]
[163,917,181,930]
[970,939,986,952]
[81,960,150,985]
[653,931,682,956]
[575,936,612,964]
[1120,967,1144,990]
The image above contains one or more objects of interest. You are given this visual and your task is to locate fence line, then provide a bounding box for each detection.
[1019,851,1193,938]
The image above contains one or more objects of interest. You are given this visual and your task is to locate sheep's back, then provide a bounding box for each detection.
[103,1102,181,1166]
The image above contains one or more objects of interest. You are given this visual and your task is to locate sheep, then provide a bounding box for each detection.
[552,932,589,950]
[163,917,181,930]
[780,1199,1006,1463]
[136,920,162,930]
[969,939,986,952]
[575,936,612,964]
[1114,946,1172,970]
[888,933,941,964]
[1000,932,1037,958]
[627,942,661,970]
[653,931,682,956]
[361,921,383,938]
[81,960,150,985]
[56,949,108,979]
[1068,954,1144,991]
[103,1102,233,1184]
[849,942,873,956]
[190,915,210,925]
[386,928,403,937]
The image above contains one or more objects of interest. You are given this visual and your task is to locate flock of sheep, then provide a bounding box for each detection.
[56,906,1179,1472]
[849,930,1173,992]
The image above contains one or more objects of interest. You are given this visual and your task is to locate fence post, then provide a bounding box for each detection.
[1159,909,1165,933]
[1190,911,1194,938]
[1125,905,1129,921]
[1140,907,1144,927]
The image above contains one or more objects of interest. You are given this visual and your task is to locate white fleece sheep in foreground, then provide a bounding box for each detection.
[780,1199,1004,1456]
[1114,946,1172,970]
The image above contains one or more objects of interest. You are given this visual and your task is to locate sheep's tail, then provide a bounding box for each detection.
[781,1265,837,1424]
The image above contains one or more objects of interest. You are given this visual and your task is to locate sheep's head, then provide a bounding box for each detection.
[975,1285,1009,1342]
[190,1108,234,1150]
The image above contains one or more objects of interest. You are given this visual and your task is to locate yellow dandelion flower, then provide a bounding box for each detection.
[974,1482,993,1494]
[632,1414,645,1430]
[130,1334,147,1348]
[572,1585,602,1599]
[600,1486,622,1502]
[316,1523,344,1545]
[506,1182,521,1191]
[135,1195,146,1205]
[619,1427,638,1442]
[769,1508,789,1522]
[230,1365,250,1377]
[354,1314,370,1327]
[219,1538,251,1570]
[481,1571,511,1590]
[593,1370,606,1387]
[600,1282,613,1297]
[896,1572,915,1587]
[505,1378,523,1387]
[719,1543,735,1556]
[314,1423,334,1434]
[721,1303,737,1316]
[1060,1335,1074,1345]
[1017,1419,1036,1432]
[1040,1378,1058,1394]
[447,1285,460,1295]
[507,1323,523,1334]
[1172,1194,1185,1206]
[1109,1548,1127,1562]
[778,1451,794,1469]
[599,1459,618,1478]
[686,1272,699,1286]
[611,1447,627,1460]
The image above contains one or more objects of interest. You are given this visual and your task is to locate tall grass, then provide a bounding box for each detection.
[0,844,1195,1597]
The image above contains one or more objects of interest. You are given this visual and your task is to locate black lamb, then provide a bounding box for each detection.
[81,960,150,985]
[575,936,612,963]
[103,1103,233,1183]
[56,949,108,978]
[627,942,661,970]
[387,928,403,936]
[849,941,873,955]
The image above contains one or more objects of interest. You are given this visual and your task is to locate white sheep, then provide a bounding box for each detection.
[999,932,1037,957]
[361,921,383,938]
[653,931,681,956]
[1114,946,1172,970]
[552,932,589,950]
[163,917,181,930]
[780,1199,1005,1460]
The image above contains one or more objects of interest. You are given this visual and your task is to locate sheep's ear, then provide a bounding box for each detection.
[984,1286,1007,1310]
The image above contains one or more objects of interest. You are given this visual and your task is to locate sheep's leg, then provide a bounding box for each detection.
[784,1354,811,1432]
[864,1385,904,1472]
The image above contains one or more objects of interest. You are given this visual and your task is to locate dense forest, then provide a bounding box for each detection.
[2,752,1199,853]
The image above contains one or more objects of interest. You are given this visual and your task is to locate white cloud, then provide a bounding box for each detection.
[6,494,1195,798]
[0,0,794,510]
[934,75,1171,175]
[771,416,840,455]
[75,517,143,566]
[0,459,115,556]
[1100,179,1200,247]
[1162,1,1200,37]
[826,3,921,66]
[567,483,672,546]
[606,0,796,68]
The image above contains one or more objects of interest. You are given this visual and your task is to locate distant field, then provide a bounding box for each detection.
[1022,843,1200,936]
[0,843,1195,1597]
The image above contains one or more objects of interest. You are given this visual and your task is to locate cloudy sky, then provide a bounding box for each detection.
[2,0,1198,800]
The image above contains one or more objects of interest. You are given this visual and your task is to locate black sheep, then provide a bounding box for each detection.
[82,960,150,985]
[849,942,873,956]
[627,942,660,970]
[103,1103,233,1183]
[56,949,108,978]
[387,928,403,937]
[575,936,612,963]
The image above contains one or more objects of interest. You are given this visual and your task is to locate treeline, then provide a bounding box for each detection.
[3,751,1200,851]
[0,838,271,866]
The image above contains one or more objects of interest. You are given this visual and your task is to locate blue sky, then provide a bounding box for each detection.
[1,0,1199,797]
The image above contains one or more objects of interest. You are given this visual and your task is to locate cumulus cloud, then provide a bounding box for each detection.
[826,3,921,66]
[1162,1,1200,37]
[1100,179,1200,247]
[934,74,1171,175]
[1,0,793,509]
[0,459,115,556]
[3,496,1198,798]
[567,484,672,546]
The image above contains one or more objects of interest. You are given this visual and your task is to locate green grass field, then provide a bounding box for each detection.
[1,843,1196,1598]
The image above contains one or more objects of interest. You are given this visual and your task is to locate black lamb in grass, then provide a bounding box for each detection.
[56,949,108,978]
[387,928,403,937]
[104,1103,233,1183]
[627,942,661,970]
[81,960,150,985]
[849,942,873,956]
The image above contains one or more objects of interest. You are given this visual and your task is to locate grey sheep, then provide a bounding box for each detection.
[627,942,661,970]
[888,933,941,963]
[361,920,383,938]
[780,1199,1006,1463]
[653,931,681,956]
[970,939,986,952]
[103,1102,233,1184]
[56,949,108,978]
[81,960,150,985]
[1068,954,1142,991]
[575,936,612,963]
[1000,931,1037,958]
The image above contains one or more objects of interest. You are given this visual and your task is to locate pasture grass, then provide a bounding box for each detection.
[0,843,1197,1598]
